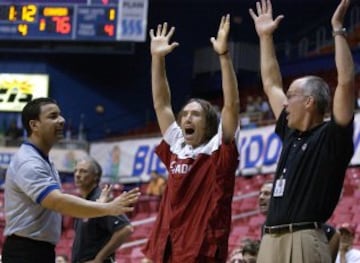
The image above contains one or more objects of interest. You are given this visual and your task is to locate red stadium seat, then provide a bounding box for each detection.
[131,225,152,240]
[354,190,360,199]
[64,229,75,239]
[231,225,250,236]
[62,215,74,230]
[332,213,353,225]
[131,246,145,260]
[238,197,258,212]
[248,215,265,229]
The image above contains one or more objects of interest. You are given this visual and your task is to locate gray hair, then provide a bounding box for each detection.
[302,76,331,115]
[77,156,102,184]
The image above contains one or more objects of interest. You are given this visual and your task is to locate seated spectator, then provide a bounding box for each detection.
[336,223,360,263]
[55,254,69,263]
[245,96,257,113]
[145,170,166,197]
[241,239,260,263]
[240,115,257,130]
[229,247,243,263]
[242,96,263,129]
[5,119,22,144]
[255,96,273,120]
[229,238,260,263]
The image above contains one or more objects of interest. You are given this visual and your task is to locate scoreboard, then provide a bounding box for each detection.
[0,0,148,42]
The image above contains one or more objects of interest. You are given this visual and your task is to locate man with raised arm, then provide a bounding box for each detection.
[249,0,354,262]
[142,15,240,263]
[71,157,133,263]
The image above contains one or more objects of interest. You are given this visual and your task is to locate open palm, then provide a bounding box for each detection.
[249,0,284,37]
[211,15,230,55]
[149,23,179,56]
[331,0,350,29]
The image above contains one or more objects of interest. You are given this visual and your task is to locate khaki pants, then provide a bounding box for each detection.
[257,229,331,263]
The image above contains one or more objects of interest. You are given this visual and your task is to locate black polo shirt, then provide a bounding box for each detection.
[71,186,130,263]
[266,110,354,226]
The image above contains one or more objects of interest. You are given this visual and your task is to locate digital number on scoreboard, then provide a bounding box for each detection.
[0,0,147,42]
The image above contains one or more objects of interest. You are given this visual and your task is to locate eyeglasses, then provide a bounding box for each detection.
[286,92,311,100]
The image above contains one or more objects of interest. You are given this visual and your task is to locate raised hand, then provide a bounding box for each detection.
[149,22,179,57]
[210,14,230,55]
[249,0,284,37]
[332,0,350,29]
[96,184,113,203]
[108,187,140,215]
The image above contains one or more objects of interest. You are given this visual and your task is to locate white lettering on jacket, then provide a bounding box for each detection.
[170,161,192,175]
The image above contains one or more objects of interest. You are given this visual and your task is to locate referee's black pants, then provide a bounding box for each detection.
[2,235,55,263]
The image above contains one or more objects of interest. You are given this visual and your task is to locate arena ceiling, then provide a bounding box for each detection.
[148,0,353,46]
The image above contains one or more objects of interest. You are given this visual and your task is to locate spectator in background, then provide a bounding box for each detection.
[228,238,260,263]
[228,248,243,263]
[255,96,272,121]
[143,14,240,263]
[241,239,260,263]
[245,96,257,114]
[250,0,354,261]
[258,181,273,216]
[336,223,360,263]
[5,120,23,143]
[2,97,140,263]
[145,170,166,197]
[241,96,257,129]
[55,254,69,263]
[243,96,260,129]
[72,157,133,263]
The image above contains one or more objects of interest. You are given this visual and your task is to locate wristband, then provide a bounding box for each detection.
[332,27,347,37]
[218,50,229,56]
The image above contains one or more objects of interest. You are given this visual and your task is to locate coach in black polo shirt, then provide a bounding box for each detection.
[72,157,133,263]
[250,0,355,262]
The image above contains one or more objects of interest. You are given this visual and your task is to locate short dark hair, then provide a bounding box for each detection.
[21,97,58,136]
[241,239,260,256]
[177,98,219,143]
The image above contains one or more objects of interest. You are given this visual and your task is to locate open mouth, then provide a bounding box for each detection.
[185,128,195,135]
